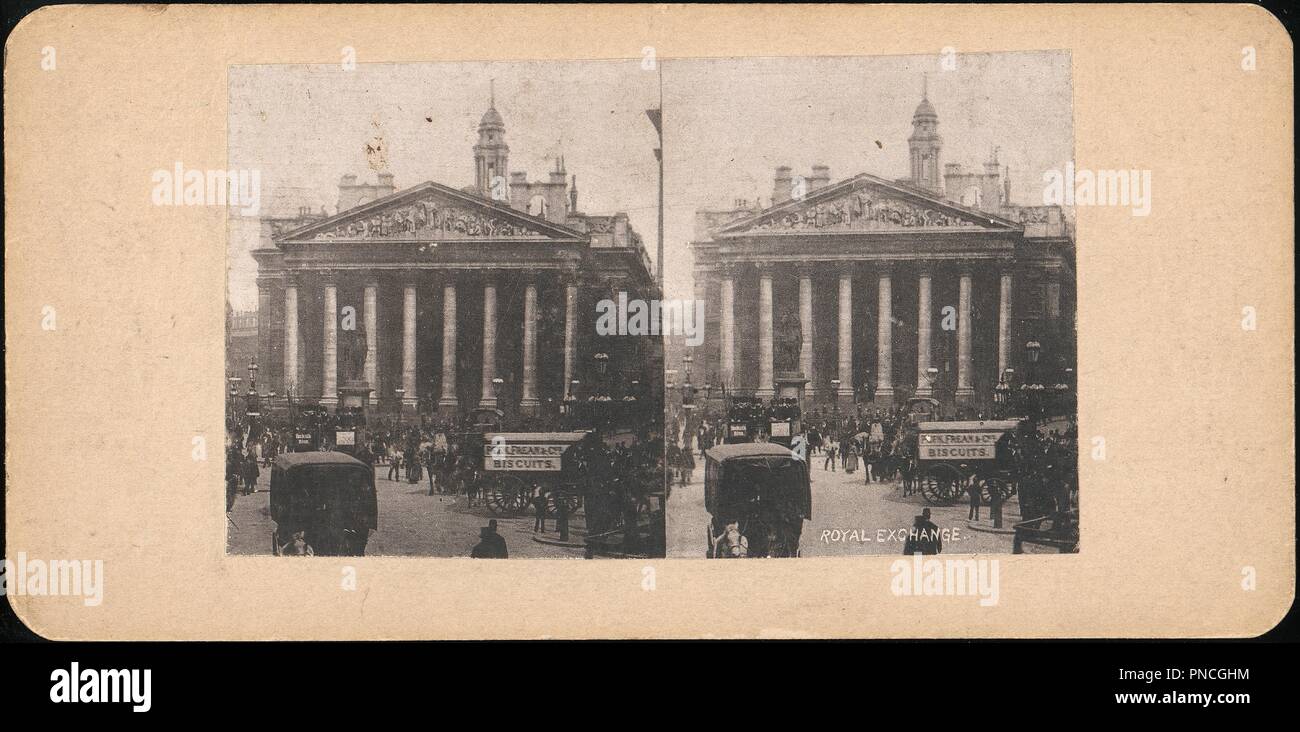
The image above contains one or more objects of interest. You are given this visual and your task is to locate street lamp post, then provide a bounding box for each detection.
[562,379,580,428]
[491,377,505,428]
[921,366,940,417]
[593,352,609,398]
[1023,340,1043,427]
[227,376,240,433]
[830,378,841,427]
[994,367,1013,419]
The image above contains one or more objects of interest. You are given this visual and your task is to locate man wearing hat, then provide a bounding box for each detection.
[470,519,509,558]
[903,508,943,555]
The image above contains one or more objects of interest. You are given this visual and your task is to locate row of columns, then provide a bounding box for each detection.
[717,264,1014,403]
[279,274,580,410]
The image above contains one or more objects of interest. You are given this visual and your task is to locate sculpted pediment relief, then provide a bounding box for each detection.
[719,176,1018,236]
[277,183,576,243]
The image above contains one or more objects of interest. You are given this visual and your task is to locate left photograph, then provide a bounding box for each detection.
[224,61,666,558]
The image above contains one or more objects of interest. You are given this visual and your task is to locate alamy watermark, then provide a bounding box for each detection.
[1043,162,1151,216]
[1,553,104,607]
[50,662,151,712]
[890,554,999,607]
[150,162,261,216]
[596,292,705,346]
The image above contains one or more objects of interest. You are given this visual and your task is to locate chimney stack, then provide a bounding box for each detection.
[773,166,793,204]
[810,164,831,191]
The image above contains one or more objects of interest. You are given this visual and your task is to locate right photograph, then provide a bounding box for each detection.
[663,51,1078,558]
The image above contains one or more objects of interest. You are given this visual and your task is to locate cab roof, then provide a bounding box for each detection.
[273,451,368,469]
[704,442,795,461]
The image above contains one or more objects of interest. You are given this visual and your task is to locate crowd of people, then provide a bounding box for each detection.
[662,399,1079,559]
[226,410,666,557]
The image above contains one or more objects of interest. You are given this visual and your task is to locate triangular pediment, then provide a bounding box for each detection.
[715,173,1020,237]
[275,181,584,244]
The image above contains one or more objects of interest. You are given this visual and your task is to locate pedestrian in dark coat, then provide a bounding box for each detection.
[241,451,260,495]
[967,480,982,521]
[532,489,549,533]
[470,520,509,558]
[903,508,943,555]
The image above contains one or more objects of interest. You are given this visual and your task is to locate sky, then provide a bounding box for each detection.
[226,60,661,310]
[227,51,1072,308]
[660,51,1074,296]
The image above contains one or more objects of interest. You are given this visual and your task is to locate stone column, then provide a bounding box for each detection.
[480,279,498,408]
[998,270,1013,378]
[719,267,735,389]
[876,269,894,405]
[321,276,338,406]
[363,281,378,388]
[837,268,854,403]
[438,280,458,412]
[256,279,273,389]
[798,267,814,396]
[283,277,299,394]
[401,281,417,408]
[915,270,933,397]
[956,269,975,404]
[520,281,539,413]
[563,281,578,397]
[756,265,775,398]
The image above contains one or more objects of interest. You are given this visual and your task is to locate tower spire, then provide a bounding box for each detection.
[909,75,942,193]
[474,81,508,197]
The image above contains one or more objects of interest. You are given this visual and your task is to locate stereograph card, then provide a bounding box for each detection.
[3,4,1293,639]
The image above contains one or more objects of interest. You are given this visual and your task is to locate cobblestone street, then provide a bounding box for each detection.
[667,453,1020,558]
[227,465,588,558]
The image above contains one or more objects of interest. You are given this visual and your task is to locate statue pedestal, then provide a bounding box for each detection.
[338,380,373,411]
[774,371,810,411]
[335,380,373,454]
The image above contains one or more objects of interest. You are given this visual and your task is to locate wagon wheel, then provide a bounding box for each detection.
[501,475,533,515]
[546,489,583,517]
[982,476,1017,504]
[484,474,529,516]
[919,467,961,506]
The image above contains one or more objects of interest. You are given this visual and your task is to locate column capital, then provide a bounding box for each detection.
[832,260,857,277]
[318,268,339,284]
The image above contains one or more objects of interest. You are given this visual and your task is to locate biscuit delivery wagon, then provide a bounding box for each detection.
[913,419,1021,506]
[470,431,595,517]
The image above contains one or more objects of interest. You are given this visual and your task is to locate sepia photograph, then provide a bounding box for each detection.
[4,1,1292,664]
[224,60,666,558]
[662,52,1079,558]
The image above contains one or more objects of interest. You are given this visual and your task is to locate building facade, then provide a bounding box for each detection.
[690,87,1076,415]
[249,96,662,421]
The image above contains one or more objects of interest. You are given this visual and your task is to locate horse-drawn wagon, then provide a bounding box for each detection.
[464,430,593,517]
[912,419,1021,506]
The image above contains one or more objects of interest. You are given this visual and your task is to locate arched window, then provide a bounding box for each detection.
[528,194,548,218]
